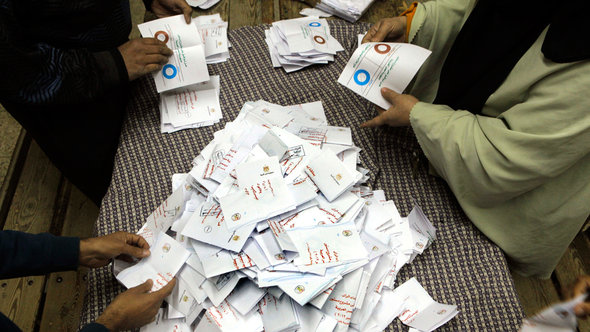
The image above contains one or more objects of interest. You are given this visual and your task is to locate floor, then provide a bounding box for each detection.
[0,1,588,331]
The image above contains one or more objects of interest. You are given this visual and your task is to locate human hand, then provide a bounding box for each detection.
[362,16,407,44]
[151,0,192,24]
[95,278,176,331]
[79,231,150,268]
[360,87,418,128]
[117,38,173,81]
[568,275,590,318]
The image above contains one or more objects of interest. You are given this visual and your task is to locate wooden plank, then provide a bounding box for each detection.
[511,272,561,317]
[279,0,308,20]
[0,131,29,230]
[129,0,146,40]
[0,108,30,229]
[193,0,230,22]
[229,0,261,29]
[260,0,277,24]
[554,236,590,332]
[39,184,98,332]
[361,0,407,24]
[0,141,64,331]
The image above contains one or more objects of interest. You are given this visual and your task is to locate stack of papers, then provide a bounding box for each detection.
[194,14,231,64]
[315,0,376,22]
[338,40,431,109]
[159,76,222,133]
[265,17,344,73]
[138,14,231,133]
[113,99,457,332]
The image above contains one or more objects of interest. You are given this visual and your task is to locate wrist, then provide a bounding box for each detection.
[79,238,96,267]
[96,311,120,332]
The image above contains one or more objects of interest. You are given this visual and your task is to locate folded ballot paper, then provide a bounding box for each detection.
[114,99,458,332]
[315,0,376,22]
[265,17,344,73]
[338,41,431,109]
[520,293,587,332]
[139,14,230,132]
[160,75,222,133]
[138,15,210,93]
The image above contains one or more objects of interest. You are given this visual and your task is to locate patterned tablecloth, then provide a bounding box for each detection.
[81,21,525,331]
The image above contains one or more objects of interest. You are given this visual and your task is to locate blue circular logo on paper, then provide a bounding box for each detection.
[308,22,321,27]
[353,69,370,86]
[162,64,177,79]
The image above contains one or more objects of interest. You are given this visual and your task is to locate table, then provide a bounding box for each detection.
[81,21,524,331]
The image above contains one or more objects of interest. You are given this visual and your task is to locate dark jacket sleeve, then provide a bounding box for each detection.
[80,322,110,332]
[0,4,128,106]
[0,230,80,279]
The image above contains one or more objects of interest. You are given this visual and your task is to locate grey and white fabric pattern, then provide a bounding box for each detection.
[80,21,524,331]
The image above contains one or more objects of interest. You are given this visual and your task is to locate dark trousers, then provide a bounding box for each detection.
[4,89,128,205]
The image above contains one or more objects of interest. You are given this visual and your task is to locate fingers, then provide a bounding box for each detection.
[574,302,590,318]
[120,242,150,259]
[142,41,173,56]
[126,233,150,250]
[380,87,400,104]
[370,19,393,43]
[360,114,386,128]
[573,276,590,297]
[132,279,154,293]
[179,1,192,24]
[152,278,177,300]
[362,21,381,44]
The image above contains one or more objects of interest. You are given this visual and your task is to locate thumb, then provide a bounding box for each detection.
[152,278,177,300]
[180,1,192,23]
[120,244,150,259]
[381,87,400,104]
[132,279,153,293]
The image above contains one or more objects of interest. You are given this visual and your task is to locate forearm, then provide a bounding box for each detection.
[0,231,79,279]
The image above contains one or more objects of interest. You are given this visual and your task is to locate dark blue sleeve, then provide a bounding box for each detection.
[0,230,80,279]
[80,322,110,332]
[0,312,21,332]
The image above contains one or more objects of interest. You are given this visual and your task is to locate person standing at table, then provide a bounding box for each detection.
[0,230,176,331]
[0,0,192,206]
[361,0,590,279]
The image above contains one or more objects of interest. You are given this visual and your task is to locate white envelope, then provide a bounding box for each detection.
[226,281,267,316]
[182,201,255,252]
[288,221,368,268]
[305,151,362,202]
[321,268,363,332]
[201,300,264,332]
[117,232,190,291]
[140,309,191,332]
[258,294,300,332]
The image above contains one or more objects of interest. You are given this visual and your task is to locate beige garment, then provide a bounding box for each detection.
[406,0,590,278]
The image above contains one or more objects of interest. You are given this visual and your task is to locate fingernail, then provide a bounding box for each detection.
[143,249,150,256]
[574,306,584,316]
[381,87,388,93]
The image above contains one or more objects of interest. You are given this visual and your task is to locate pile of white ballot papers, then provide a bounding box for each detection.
[138,14,230,132]
[315,0,376,22]
[338,39,431,109]
[266,17,344,73]
[113,99,458,332]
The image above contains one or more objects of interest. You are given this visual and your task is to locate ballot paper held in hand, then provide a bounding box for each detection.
[138,15,210,92]
[338,42,431,109]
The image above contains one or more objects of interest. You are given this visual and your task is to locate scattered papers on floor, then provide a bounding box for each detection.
[139,14,230,132]
[315,0,376,22]
[113,99,457,332]
[338,42,431,109]
[265,17,344,73]
[520,293,587,332]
